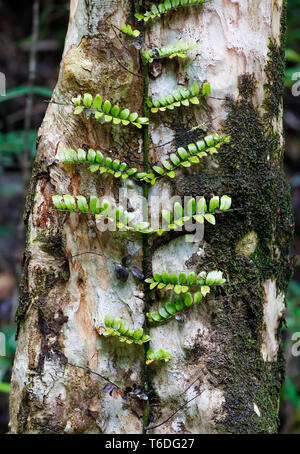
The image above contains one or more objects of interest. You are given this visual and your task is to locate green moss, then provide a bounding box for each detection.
[174,68,293,432]
[263,1,287,121]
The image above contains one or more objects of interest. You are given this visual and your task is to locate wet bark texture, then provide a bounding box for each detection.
[9,0,293,434]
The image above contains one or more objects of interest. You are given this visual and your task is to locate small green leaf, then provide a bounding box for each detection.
[133,328,144,340]
[169,273,178,284]
[187,198,196,216]
[74,106,84,115]
[93,94,102,110]
[87,148,96,162]
[179,272,186,285]
[184,292,193,307]
[158,307,169,319]
[76,196,89,212]
[204,213,216,225]
[174,202,184,219]
[193,291,203,304]
[153,166,165,176]
[165,302,177,315]
[90,195,100,214]
[83,93,93,107]
[209,196,220,213]
[190,83,200,96]
[175,298,184,311]
[197,197,207,214]
[151,312,162,322]
[202,82,211,95]
[187,272,196,285]
[96,150,104,164]
[220,195,232,211]
[120,108,130,119]
[77,148,86,161]
[102,100,111,114]
[177,147,188,160]
[111,105,120,117]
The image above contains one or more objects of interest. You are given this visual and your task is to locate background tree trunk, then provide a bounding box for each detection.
[9,0,293,434]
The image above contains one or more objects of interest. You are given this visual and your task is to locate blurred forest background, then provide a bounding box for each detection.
[0,0,299,434]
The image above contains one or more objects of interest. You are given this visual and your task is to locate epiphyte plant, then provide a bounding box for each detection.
[147,82,211,113]
[142,41,198,63]
[97,314,151,345]
[57,132,229,184]
[72,93,149,128]
[146,349,172,365]
[145,270,226,292]
[49,0,235,418]
[135,0,205,22]
[121,23,140,38]
[52,194,232,234]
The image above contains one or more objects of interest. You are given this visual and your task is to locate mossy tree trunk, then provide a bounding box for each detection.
[9,0,293,434]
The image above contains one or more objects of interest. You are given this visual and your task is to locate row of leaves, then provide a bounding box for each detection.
[142,41,197,63]
[58,133,229,184]
[52,194,152,233]
[52,194,232,234]
[152,133,229,179]
[156,195,232,234]
[135,0,205,22]
[145,270,225,292]
[98,314,172,365]
[147,82,210,113]
[147,292,203,324]
[72,93,149,129]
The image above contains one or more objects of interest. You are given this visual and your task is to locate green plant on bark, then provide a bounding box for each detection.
[50,2,232,426]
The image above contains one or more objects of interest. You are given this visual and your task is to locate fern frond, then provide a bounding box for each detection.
[147,82,210,113]
[145,270,225,294]
[52,194,153,233]
[121,23,140,38]
[151,133,230,180]
[71,93,149,129]
[58,147,155,184]
[155,195,232,235]
[146,348,172,365]
[142,41,197,63]
[96,314,151,345]
[135,0,205,22]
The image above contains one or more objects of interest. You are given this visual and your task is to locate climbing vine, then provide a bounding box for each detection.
[51,0,233,431]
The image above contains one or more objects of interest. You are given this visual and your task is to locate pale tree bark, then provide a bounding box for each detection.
[9,0,293,434]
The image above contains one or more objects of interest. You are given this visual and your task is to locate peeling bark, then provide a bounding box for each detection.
[10,0,293,434]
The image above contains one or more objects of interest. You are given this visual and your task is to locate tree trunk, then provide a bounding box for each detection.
[9,0,293,434]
